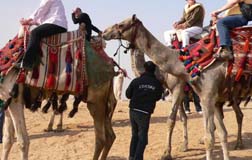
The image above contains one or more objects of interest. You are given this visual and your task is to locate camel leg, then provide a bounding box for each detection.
[45,111,55,132]
[161,97,183,160]
[87,102,106,160]
[214,103,230,160]
[100,91,117,160]
[1,110,15,160]
[231,98,243,150]
[8,101,29,160]
[178,105,188,152]
[202,99,216,160]
[55,113,64,132]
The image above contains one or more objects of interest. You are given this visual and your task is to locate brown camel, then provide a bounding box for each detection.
[103,15,246,160]
[0,25,117,160]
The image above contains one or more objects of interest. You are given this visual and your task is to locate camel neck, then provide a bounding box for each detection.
[134,25,189,81]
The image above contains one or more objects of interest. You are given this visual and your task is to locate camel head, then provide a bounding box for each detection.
[103,14,142,41]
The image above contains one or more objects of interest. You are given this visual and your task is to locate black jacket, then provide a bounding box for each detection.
[72,13,101,41]
[126,72,164,114]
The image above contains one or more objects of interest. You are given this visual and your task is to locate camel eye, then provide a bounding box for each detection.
[118,24,124,28]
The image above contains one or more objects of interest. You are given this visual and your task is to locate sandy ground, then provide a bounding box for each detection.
[0,100,252,160]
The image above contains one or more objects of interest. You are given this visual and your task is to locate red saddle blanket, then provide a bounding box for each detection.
[230,26,252,81]
[25,29,87,94]
[179,29,217,78]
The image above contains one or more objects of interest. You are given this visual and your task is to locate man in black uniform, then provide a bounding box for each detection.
[72,7,102,41]
[126,61,164,160]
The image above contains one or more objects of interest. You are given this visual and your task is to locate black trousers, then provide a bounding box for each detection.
[129,110,151,160]
[183,90,202,112]
[23,23,67,66]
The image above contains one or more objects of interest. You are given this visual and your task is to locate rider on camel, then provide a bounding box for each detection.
[212,0,252,60]
[72,7,102,42]
[164,0,205,48]
[20,0,67,70]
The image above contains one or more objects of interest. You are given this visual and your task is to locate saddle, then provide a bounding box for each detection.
[0,27,114,97]
[179,25,252,82]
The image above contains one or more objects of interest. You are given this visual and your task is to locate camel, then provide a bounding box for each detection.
[128,32,245,158]
[103,15,247,160]
[0,25,117,160]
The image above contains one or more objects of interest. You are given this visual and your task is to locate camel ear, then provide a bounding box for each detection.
[132,14,137,21]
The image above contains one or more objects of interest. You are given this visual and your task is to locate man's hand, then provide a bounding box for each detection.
[176,23,187,30]
[20,18,33,25]
[172,22,178,29]
[211,10,221,17]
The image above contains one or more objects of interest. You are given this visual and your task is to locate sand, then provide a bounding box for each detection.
[0,100,252,160]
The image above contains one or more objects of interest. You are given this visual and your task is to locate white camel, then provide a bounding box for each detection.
[103,15,244,160]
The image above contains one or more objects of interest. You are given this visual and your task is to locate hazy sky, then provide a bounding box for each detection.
[0,0,225,98]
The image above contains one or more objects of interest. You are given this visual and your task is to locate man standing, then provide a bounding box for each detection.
[72,7,102,41]
[126,61,164,160]
[164,0,205,48]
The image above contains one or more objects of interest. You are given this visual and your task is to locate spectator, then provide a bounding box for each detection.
[126,61,164,160]
[183,83,202,114]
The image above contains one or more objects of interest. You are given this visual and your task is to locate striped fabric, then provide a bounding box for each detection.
[25,29,87,94]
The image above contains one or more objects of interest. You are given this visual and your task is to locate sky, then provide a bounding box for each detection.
[0,0,225,99]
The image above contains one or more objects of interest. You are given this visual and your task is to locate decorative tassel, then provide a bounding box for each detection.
[31,67,39,79]
[75,82,81,93]
[244,39,249,53]
[66,63,72,73]
[46,74,56,89]
[30,90,43,112]
[193,51,200,57]
[42,101,51,113]
[185,61,196,70]
[16,70,26,83]
[75,48,82,59]
[235,68,243,81]
[68,95,83,118]
[48,63,55,73]
[184,59,192,66]
[49,48,58,63]
[65,45,72,63]
[51,92,58,112]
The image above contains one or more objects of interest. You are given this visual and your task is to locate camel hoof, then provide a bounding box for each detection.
[161,155,173,160]
[234,143,244,150]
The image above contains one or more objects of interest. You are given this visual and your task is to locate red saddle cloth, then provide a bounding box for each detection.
[24,29,88,94]
[230,26,252,81]
[0,36,24,76]
[179,29,217,78]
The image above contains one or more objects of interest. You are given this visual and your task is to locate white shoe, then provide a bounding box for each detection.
[185,110,191,114]
[197,111,203,114]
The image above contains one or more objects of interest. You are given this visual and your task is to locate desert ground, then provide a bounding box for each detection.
[0,99,252,160]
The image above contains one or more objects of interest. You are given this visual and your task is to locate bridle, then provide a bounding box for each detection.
[114,19,142,56]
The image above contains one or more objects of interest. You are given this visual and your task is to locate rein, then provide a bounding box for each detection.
[114,19,142,56]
